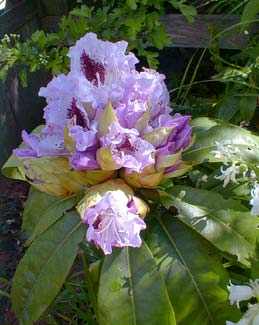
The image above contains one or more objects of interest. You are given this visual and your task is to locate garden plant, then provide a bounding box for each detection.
[2,1,259,325]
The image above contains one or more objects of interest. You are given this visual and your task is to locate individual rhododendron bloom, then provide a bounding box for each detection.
[68,32,138,109]
[68,32,138,81]
[99,121,155,173]
[76,179,148,254]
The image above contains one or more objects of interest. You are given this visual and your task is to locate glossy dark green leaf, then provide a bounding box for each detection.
[11,211,86,325]
[218,96,240,122]
[160,186,259,267]
[21,187,61,240]
[89,260,102,297]
[240,95,258,121]
[98,243,176,325]
[183,117,259,165]
[161,185,247,212]
[26,194,77,246]
[241,0,259,31]
[145,214,241,324]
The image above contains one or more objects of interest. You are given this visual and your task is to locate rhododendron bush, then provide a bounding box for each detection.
[3,33,259,325]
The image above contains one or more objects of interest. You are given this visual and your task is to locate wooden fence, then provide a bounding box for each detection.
[0,0,255,169]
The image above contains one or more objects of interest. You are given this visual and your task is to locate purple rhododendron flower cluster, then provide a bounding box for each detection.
[14,33,192,254]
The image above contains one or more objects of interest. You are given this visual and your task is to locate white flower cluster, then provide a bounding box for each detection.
[226,280,259,324]
[211,141,248,188]
[38,53,49,65]
[1,33,20,44]
[211,141,259,216]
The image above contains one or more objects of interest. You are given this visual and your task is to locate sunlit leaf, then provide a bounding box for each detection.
[98,243,176,325]
[145,213,241,324]
[159,186,259,267]
[184,117,259,165]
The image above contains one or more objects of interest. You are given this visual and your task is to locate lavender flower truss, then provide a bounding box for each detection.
[13,33,192,254]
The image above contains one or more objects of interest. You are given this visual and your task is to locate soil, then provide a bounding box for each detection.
[0,177,29,325]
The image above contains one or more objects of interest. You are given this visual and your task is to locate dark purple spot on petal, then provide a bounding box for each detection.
[93,215,102,229]
[80,51,105,85]
[128,200,138,213]
[121,136,134,151]
[67,98,88,129]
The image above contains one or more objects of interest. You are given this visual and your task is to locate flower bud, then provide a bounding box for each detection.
[121,165,164,188]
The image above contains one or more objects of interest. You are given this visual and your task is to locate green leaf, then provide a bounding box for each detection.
[218,96,240,122]
[21,187,60,240]
[240,94,258,121]
[183,117,259,165]
[175,3,197,23]
[98,243,176,325]
[126,0,137,10]
[250,241,259,278]
[160,186,259,267]
[0,63,9,80]
[11,211,86,325]
[18,69,28,87]
[145,50,159,68]
[125,15,145,40]
[145,214,241,324]
[1,153,25,180]
[26,194,77,246]
[89,259,102,298]
[241,0,259,31]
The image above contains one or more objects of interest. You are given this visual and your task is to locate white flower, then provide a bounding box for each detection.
[211,141,240,165]
[212,141,248,188]
[227,281,254,309]
[227,280,259,324]
[215,164,240,187]
[250,183,259,216]
[226,303,259,325]
[227,279,259,308]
